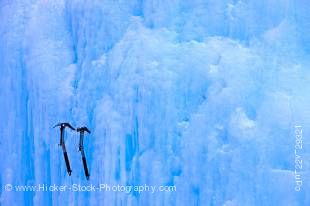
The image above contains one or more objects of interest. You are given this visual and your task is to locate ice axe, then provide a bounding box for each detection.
[76,127,91,180]
[54,123,75,176]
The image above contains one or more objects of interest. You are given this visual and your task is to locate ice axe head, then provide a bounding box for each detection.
[53,122,75,130]
[77,127,91,134]
[77,126,90,151]
[53,122,75,146]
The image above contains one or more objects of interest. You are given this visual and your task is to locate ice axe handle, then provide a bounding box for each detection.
[82,156,90,180]
[63,152,72,176]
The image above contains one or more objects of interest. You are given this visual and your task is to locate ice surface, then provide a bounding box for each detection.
[0,0,309,205]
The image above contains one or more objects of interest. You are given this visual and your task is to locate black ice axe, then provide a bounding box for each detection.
[76,127,91,180]
[54,123,75,176]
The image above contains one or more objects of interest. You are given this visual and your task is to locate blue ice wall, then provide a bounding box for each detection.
[0,0,309,205]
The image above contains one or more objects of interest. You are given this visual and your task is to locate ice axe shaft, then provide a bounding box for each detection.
[82,153,89,180]
[77,127,91,180]
[63,151,72,176]
[79,132,84,151]
[60,126,72,175]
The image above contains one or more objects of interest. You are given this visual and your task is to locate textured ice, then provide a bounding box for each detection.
[0,0,309,205]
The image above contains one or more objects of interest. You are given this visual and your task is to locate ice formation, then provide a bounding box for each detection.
[0,0,309,205]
